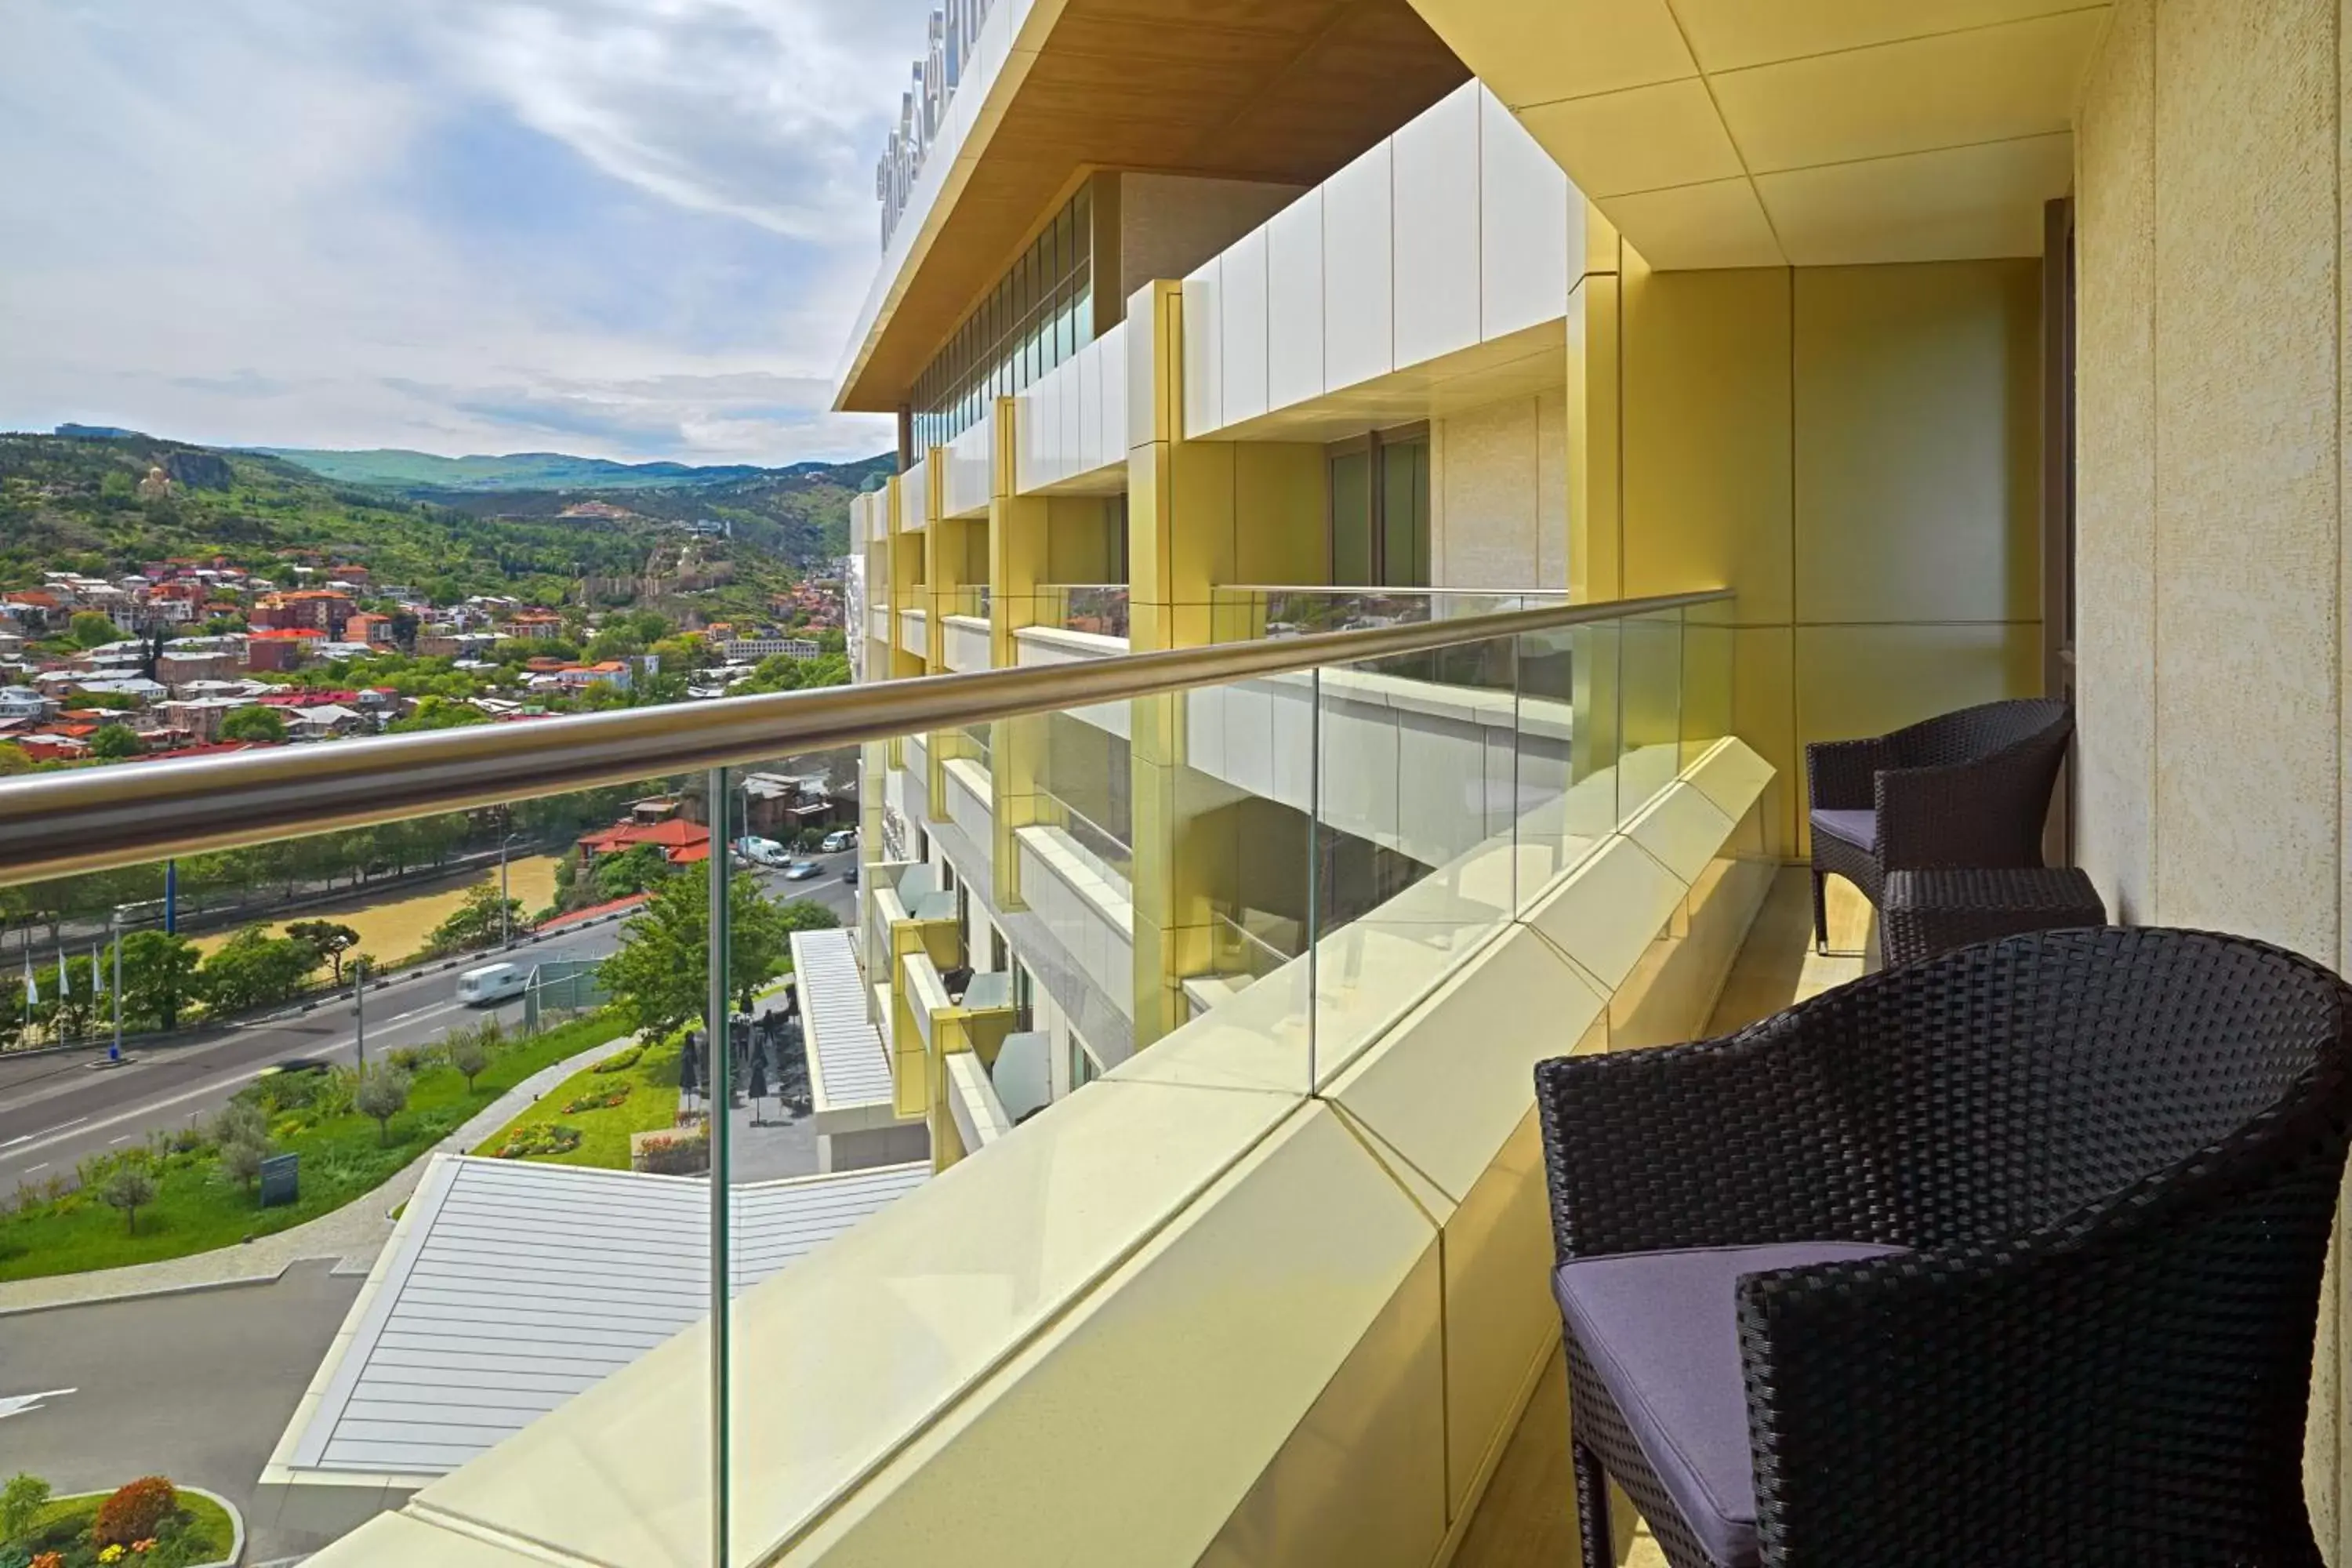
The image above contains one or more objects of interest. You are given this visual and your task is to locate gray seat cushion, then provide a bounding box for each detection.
[1552,1241,1909,1566]
[1808,808,1876,851]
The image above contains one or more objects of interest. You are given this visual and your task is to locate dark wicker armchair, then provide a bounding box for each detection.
[1806,696,2071,953]
[1535,928,2352,1567]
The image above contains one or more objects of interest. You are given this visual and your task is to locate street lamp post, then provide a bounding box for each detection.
[109,909,122,1061]
[354,956,368,1066]
[499,832,528,947]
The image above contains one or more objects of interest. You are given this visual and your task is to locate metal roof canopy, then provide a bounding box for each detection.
[278,1153,927,1484]
[797,927,896,1118]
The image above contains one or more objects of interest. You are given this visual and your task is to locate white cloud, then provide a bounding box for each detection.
[0,0,933,464]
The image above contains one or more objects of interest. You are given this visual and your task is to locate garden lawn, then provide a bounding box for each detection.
[473,1029,683,1170]
[16,1486,234,1566]
[0,1010,627,1283]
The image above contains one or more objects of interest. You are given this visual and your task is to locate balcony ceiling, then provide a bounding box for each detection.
[837,0,1468,413]
[1410,0,2109,268]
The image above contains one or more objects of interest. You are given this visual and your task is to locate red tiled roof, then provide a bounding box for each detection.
[251,627,326,640]
[579,818,710,854]
[535,892,652,931]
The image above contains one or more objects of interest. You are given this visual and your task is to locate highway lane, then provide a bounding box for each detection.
[0,849,858,1198]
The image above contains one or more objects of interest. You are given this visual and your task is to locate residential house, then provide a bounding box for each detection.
[245,627,324,673]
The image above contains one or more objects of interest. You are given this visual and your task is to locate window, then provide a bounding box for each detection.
[909,183,1096,451]
[1069,1032,1101,1091]
[1328,425,1430,588]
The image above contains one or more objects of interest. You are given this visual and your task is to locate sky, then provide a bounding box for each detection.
[0,0,937,465]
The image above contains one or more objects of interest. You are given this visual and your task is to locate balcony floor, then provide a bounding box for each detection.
[1453,866,1871,1568]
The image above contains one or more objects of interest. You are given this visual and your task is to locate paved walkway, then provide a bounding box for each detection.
[0,1030,637,1316]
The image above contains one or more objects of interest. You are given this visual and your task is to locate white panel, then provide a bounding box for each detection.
[1182,257,1222,441]
[1479,88,1573,342]
[1391,83,1482,370]
[1124,285,1156,452]
[1020,373,1056,494]
[1059,340,1083,478]
[1219,226,1272,428]
[1323,143,1395,392]
[1267,190,1327,412]
[1099,321,1131,465]
[946,408,996,515]
[1077,336,1104,476]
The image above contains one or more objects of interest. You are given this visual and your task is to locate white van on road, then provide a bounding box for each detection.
[457,962,528,1007]
[735,836,789,867]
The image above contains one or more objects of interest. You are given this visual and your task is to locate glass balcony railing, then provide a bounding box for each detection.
[1210,583,1568,644]
[0,587,1729,1565]
[1025,583,1129,641]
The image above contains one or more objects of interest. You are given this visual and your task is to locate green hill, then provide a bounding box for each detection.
[259,448,834,494]
[0,432,886,605]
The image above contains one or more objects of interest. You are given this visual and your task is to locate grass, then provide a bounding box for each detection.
[16,1486,234,1566]
[0,1009,626,1282]
[188,853,564,961]
[474,1029,684,1170]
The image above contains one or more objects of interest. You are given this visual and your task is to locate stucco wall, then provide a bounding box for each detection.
[2073,0,2348,1548]
[1430,388,1570,590]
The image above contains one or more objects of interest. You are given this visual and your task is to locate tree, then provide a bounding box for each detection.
[593,842,671,902]
[390,695,490,733]
[120,930,200,1031]
[218,1131,269,1192]
[353,1062,411,1145]
[448,1029,491,1093]
[286,919,362,982]
[100,1163,158,1232]
[86,723,141,760]
[424,884,522,955]
[2,1472,53,1542]
[219,704,288,743]
[198,926,318,1014]
[600,864,793,1038]
[0,742,29,776]
[68,609,119,648]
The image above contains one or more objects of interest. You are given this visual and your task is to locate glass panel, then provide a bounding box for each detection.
[1617,609,1685,823]
[1330,449,1372,584]
[1309,630,1519,1084]
[1378,437,1430,587]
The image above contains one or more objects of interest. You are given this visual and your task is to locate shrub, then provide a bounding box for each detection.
[634,1127,709,1175]
[590,1044,644,1075]
[561,1086,630,1115]
[92,1476,176,1548]
[490,1123,581,1160]
[218,1135,269,1192]
[2,1472,51,1542]
[386,1044,440,1074]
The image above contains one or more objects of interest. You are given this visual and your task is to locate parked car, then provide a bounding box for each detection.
[841,865,860,887]
[782,860,821,881]
[456,961,528,1007]
[819,827,858,853]
[735,836,789,867]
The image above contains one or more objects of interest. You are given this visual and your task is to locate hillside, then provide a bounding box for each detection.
[0,431,881,605]
[260,447,866,494]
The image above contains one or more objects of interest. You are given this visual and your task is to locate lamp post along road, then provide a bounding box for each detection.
[354,956,368,1066]
[498,831,527,947]
[110,909,122,1059]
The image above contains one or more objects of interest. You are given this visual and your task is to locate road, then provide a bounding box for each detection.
[0,849,857,1197]
[0,1260,364,1564]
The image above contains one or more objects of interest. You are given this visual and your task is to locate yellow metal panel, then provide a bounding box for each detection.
[1520,78,1745,201]
[1408,0,1693,111]
[1792,622,2043,855]
[1670,0,2104,74]
[1233,442,1328,585]
[1326,923,1607,1204]
[1792,260,2044,626]
[1526,833,1687,996]
[1707,9,2105,176]
[1439,1109,1563,1523]
[1564,272,1622,604]
[1169,439,1239,614]
[1601,178,1786,269]
[1621,782,1738,888]
[782,1103,1441,1568]
[1758,134,2073,267]
[1621,259,1793,622]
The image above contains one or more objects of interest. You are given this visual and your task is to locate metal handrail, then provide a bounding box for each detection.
[0,589,1728,886]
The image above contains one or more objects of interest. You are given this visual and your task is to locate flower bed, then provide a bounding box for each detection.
[2,1476,237,1568]
[560,1085,630,1115]
[488,1123,583,1160]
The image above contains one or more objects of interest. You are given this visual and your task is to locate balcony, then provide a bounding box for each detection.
[0,589,1798,1567]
